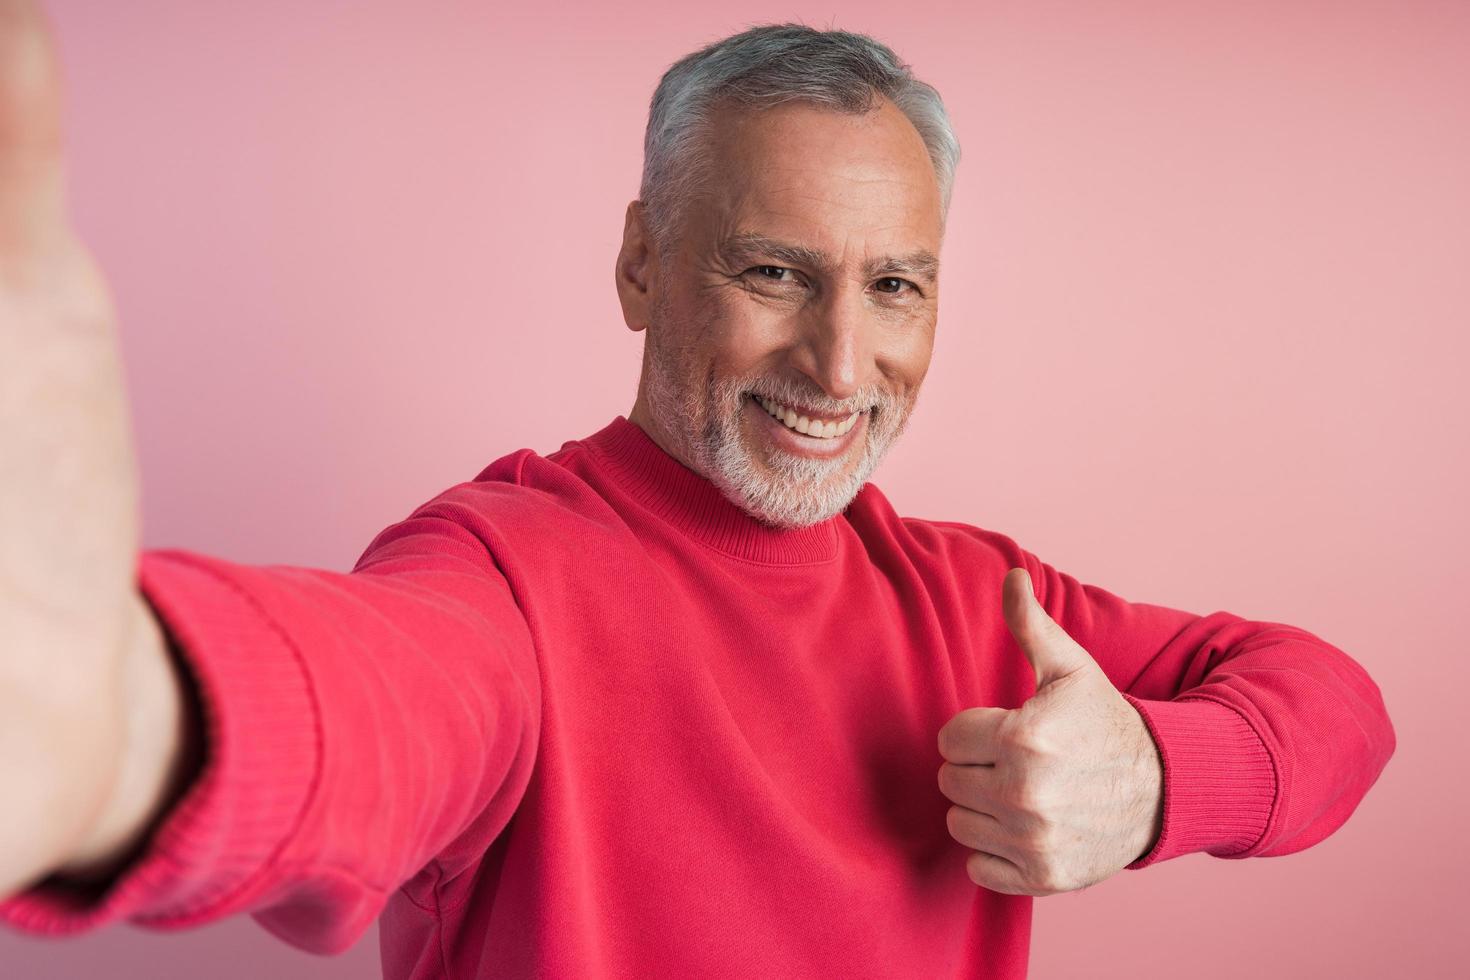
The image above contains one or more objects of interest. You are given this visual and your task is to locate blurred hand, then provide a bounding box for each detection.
[936,567,1164,896]
[1,0,141,896]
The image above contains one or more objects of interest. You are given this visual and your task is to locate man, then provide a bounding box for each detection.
[0,6,1395,978]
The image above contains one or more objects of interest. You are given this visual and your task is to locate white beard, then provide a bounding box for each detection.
[641,306,916,529]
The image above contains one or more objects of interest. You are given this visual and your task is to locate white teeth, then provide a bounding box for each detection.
[752,394,861,440]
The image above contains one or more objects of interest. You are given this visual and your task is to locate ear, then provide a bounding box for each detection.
[614,200,658,333]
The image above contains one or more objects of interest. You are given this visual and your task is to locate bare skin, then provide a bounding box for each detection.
[615,96,943,524]
[938,568,1165,896]
[0,2,1160,905]
[1,0,195,897]
[613,96,1164,896]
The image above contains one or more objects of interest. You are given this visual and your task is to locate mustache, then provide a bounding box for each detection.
[720,378,897,418]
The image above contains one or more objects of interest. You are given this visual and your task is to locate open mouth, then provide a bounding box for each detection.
[746,391,864,441]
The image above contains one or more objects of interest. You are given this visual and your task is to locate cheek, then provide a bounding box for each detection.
[877,315,936,389]
[701,292,797,375]
[907,333,936,383]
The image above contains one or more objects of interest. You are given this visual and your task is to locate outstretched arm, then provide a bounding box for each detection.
[2,504,545,956]
[0,2,541,954]
[1,0,154,901]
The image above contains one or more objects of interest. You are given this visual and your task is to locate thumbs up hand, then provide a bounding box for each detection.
[936,568,1165,896]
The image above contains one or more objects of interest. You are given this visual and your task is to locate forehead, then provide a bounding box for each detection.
[694,96,943,256]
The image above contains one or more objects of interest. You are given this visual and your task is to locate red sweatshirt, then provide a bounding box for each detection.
[0,415,1395,978]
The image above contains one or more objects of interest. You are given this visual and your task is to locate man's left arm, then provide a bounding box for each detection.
[1014,548,1397,871]
[937,526,1396,894]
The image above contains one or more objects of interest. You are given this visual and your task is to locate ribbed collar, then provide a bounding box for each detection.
[574,415,840,565]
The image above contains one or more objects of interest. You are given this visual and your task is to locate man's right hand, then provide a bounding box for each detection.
[1,0,175,898]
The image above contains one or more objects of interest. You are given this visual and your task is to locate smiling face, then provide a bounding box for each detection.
[616,94,944,528]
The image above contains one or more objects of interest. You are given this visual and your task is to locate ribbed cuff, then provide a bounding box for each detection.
[1121,693,1278,869]
[0,549,320,934]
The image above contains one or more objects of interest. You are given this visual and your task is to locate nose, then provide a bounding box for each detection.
[792,287,873,403]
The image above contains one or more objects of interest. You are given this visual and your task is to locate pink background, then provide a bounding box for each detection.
[5,0,1465,976]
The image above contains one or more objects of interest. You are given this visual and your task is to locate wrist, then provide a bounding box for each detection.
[1119,693,1277,868]
[54,591,202,883]
[1128,704,1165,863]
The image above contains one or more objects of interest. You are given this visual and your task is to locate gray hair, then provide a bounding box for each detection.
[638,23,961,255]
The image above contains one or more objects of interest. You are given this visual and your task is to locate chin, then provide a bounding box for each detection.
[705,421,868,528]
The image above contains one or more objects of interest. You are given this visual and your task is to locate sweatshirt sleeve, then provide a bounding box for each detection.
[1009,547,1396,871]
[0,492,542,955]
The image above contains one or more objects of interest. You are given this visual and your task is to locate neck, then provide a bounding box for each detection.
[628,392,701,476]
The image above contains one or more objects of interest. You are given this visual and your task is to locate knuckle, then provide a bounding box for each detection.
[1023,846,1074,895]
[1034,865,1072,896]
[1009,777,1051,818]
[1011,725,1055,759]
[1015,822,1062,868]
[1014,830,1048,868]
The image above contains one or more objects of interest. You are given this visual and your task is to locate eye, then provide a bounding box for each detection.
[874,276,916,295]
[750,265,797,282]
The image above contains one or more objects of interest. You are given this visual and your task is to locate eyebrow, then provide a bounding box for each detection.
[718,232,939,285]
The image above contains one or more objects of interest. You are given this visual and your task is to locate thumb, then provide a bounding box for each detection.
[1002,567,1095,689]
[0,0,68,253]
